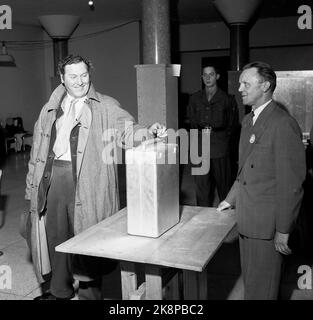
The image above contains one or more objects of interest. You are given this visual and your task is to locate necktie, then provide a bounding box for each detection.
[53,98,78,158]
[250,110,255,126]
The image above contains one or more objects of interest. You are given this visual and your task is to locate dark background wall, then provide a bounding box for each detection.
[179,17,313,95]
[1,16,313,133]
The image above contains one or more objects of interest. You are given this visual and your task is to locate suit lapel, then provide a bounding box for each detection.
[238,101,276,175]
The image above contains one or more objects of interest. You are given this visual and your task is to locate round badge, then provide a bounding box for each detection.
[249,134,255,144]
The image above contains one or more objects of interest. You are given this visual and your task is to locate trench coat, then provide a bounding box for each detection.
[23,83,147,282]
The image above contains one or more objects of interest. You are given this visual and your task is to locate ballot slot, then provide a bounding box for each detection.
[126,140,179,238]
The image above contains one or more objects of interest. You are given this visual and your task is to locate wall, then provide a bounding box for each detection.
[0,25,46,132]
[43,21,141,120]
[3,16,313,131]
[0,20,140,138]
[179,16,313,95]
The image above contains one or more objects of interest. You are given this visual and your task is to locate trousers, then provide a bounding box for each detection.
[45,160,75,298]
[45,160,104,299]
[194,156,231,206]
[239,234,283,300]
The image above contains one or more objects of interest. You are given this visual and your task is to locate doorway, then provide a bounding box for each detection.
[201,56,231,93]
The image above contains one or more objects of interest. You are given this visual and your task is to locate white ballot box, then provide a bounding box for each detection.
[126,141,179,237]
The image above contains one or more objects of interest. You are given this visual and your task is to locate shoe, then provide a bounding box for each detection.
[55,292,75,300]
[34,292,53,300]
[34,292,75,300]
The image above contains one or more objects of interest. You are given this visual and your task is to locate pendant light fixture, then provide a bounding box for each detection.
[0,41,16,67]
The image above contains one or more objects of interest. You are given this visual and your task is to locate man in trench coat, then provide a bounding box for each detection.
[23,54,165,300]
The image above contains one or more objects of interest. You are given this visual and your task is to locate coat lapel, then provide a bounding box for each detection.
[238,101,276,175]
[75,85,100,180]
[76,100,92,180]
[238,115,254,172]
[46,83,100,181]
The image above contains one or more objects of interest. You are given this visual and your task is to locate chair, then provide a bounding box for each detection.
[4,117,33,153]
[22,133,33,151]
[0,120,8,157]
[5,136,17,154]
[14,117,33,151]
[4,118,17,153]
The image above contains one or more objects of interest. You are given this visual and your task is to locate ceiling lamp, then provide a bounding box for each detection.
[0,42,16,67]
[212,0,262,24]
[88,1,95,10]
[38,15,80,39]
[38,15,80,76]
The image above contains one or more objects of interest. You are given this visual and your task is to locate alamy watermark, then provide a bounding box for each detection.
[101,122,211,175]
[297,5,312,29]
[0,265,12,290]
[297,265,313,289]
[0,5,12,29]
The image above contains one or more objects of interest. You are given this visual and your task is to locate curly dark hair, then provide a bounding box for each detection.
[58,54,93,76]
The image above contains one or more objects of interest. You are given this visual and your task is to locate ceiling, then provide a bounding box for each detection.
[8,0,305,27]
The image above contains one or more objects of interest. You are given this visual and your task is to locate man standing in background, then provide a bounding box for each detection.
[188,64,238,206]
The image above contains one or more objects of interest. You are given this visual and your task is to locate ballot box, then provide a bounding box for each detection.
[126,141,179,238]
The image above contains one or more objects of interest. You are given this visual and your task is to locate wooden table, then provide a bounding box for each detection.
[56,205,236,300]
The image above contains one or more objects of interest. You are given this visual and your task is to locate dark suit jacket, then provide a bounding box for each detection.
[187,88,238,159]
[226,101,306,239]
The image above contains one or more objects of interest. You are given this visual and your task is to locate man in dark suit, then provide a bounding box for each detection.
[188,64,238,206]
[218,61,306,299]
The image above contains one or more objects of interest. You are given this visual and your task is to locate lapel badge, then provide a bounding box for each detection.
[249,134,256,144]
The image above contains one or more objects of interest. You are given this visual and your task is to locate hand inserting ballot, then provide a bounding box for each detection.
[148,122,167,138]
[216,200,231,212]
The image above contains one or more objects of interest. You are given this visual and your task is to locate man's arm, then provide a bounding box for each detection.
[274,116,306,254]
[217,180,238,211]
[25,110,45,200]
[105,97,165,149]
[274,116,306,232]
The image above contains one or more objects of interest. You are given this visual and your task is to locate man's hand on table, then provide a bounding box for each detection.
[217,200,232,212]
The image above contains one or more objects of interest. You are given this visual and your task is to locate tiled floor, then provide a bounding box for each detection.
[0,151,312,300]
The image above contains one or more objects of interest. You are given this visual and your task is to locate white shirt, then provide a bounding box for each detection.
[61,94,86,122]
[54,94,86,161]
[252,99,272,125]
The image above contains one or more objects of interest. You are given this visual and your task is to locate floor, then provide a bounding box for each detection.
[0,150,312,300]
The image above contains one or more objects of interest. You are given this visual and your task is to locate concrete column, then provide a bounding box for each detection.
[38,15,80,90]
[230,24,249,71]
[212,0,262,70]
[142,0,171,64]
[137,0,177,130]
[53,38,69,76]
[136,64,178,130]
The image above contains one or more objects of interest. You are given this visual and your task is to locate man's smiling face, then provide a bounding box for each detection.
[61,61,90,98]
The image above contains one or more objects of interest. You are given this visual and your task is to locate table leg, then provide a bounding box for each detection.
[183,269,208,300]
[163,271,182,300]
[120,261,138,300]
[145,265,163,300]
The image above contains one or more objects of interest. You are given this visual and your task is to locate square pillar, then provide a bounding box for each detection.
[135,64,178,130]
